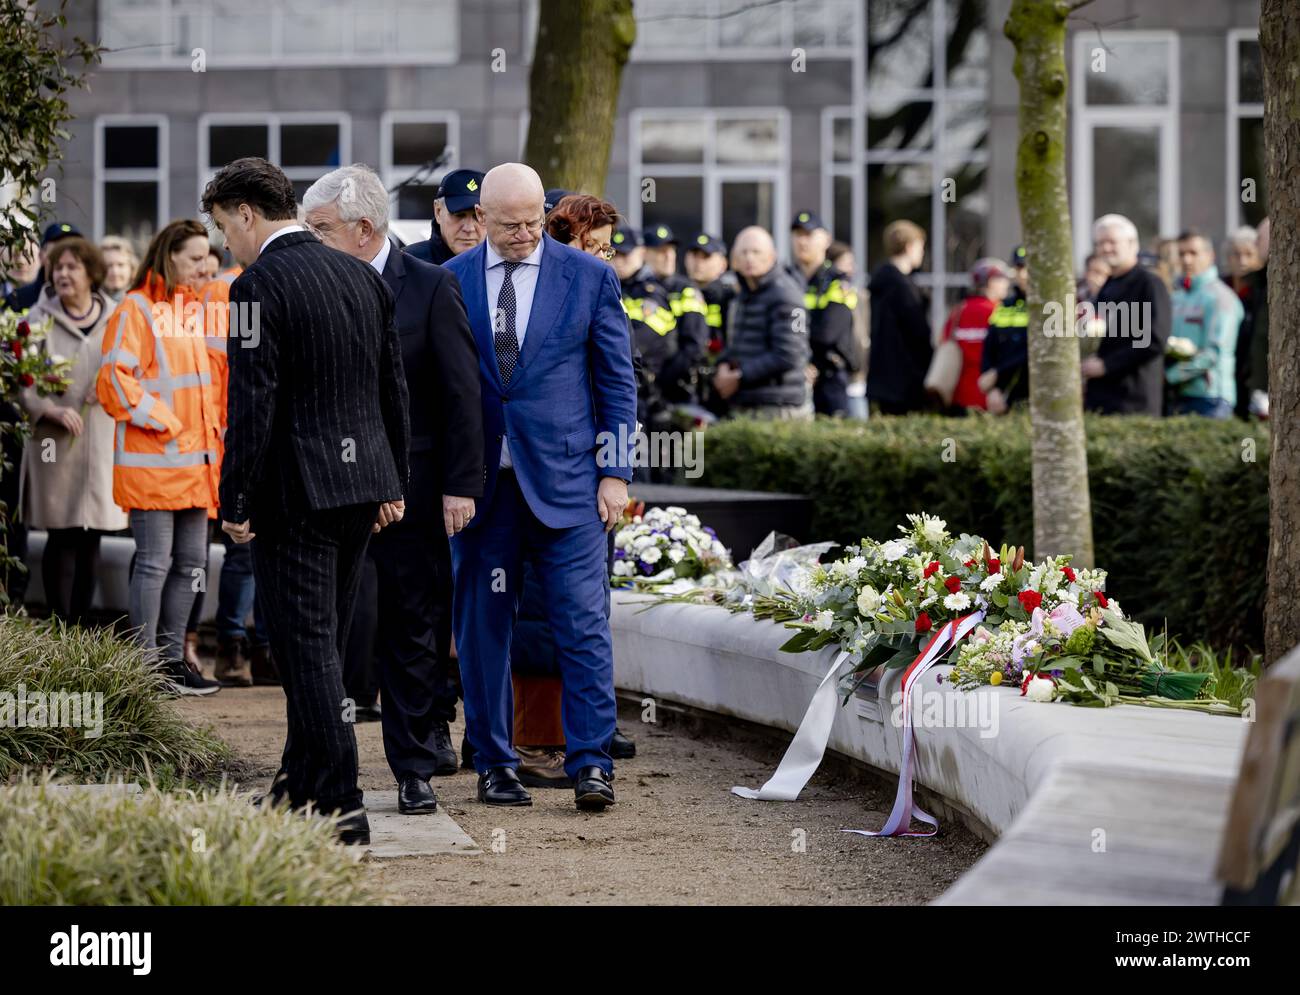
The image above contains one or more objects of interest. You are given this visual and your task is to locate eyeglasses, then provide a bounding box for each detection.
[495,218,545,236]
[584,239,615,260]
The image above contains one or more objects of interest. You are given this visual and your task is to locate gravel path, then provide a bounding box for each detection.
[178,687,986,905]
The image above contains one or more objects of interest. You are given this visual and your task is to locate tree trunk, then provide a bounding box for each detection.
[523,0,636,194]
[1004,0,1095,567]
[1261,0,1300,665]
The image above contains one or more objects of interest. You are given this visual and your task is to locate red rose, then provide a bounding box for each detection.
[10,340,23,358]
[1018,590,1043,612]
[915,612,932,634]
[16,320,30,338]
[944,575,962,594]
[19,373,34,387]
[1061,566,1076,582]
[1095,591,1109,608]
[923,560,940,578]
[988,558,1001,574]
[963,558,975,568]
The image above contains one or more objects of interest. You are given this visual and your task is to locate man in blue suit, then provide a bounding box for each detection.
[445,163,637,811]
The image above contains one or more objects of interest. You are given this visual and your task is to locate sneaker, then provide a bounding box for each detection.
[161,659,221,696]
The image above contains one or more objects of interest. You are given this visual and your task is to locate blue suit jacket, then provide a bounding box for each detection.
[446,233,637,530]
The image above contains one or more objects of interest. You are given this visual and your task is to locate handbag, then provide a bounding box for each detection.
[924,320,963,406]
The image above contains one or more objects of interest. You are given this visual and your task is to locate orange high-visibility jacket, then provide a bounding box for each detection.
[97,273,222,513]
[200,266,242,435]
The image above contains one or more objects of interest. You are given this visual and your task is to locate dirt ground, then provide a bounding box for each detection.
[177,685,987,905]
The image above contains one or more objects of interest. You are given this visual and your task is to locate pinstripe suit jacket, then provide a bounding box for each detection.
[219,230,410,522]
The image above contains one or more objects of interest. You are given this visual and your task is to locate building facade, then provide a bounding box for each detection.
[50,0,1265,327]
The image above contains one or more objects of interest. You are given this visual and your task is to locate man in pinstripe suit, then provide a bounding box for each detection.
[203,158,411,845]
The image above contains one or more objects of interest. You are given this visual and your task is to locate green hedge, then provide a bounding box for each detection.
[695,414,1269,649]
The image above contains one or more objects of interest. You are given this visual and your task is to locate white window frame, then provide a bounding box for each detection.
[1071,31,1180,266]
[1226,28,1264,234]
[99,0,459,69]
[628,0,856,61]
[198,112,351,201]
[380,111,460,220]
[94,114,169,242]
[628,108,790,259]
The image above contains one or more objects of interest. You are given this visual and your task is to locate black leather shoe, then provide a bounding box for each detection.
[574,765,615,811]
[477,766,532,807]
[397,776,438,814]
[609,727,637,759]
[336,810,371,846]
[252,769,291,808]
[431,721,458,776]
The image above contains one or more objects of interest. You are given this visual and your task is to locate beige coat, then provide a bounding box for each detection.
[19,290,129,532]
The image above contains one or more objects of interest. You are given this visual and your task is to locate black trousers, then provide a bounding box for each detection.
[813,368,850,416]
[342,556,380,708]
[42,527,104,625]
[252,501,377,815]
[367,516,458,781]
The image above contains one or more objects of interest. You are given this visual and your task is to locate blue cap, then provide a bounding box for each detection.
[611,223,643,254]
[790,210,827,233]
[437,169,485,214]
[544,188,573,213]
[642,223,677,247]
[41,222,80,246]
[687,232,726,255]
[1010,245,1027,266]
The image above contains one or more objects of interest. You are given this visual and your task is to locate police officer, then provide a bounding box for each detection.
[643,223,709,404]
[980,245,1030,407]
[611,224,676,450]
[405,168,486,264]
[789,210,859,416]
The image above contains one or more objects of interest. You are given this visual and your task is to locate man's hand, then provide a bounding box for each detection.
[1080,355,1107,380]
[985,387,1007,415]
[45,407,84,437]
[597,476,629,533]
[222,519,255,544]
[444,495,476,537]
[977,369,998,393]
[373,499,406,533]
[713,362,742,400]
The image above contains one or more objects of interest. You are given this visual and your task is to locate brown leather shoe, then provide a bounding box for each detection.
[248,643,280,686]
[215,638,253,688]
[183,631,206,675]
[516,746,572,789]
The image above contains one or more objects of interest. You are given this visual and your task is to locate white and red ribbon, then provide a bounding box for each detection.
[732,611,984,839]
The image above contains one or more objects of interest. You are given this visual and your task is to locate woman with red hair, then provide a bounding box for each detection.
[545,194,618,260]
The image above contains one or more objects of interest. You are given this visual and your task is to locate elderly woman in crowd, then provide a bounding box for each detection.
[20,238,129,624]
[98,236,137,302]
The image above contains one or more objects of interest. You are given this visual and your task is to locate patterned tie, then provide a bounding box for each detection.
[494,260,521,384]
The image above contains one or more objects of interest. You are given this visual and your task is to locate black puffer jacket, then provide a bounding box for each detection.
[719,265,809,409]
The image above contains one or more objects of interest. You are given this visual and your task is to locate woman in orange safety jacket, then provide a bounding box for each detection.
[97,218,223,694]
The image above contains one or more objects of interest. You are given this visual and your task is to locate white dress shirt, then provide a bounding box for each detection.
[484,237,545,468]
[368,236,392,276]
[257,224,306,257]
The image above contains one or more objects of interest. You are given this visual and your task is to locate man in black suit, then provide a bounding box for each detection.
[203,157,410,845]
[304,164,483,814]
[404,168,485,265]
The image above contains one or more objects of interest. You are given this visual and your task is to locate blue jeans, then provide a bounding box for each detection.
[1172,396,1233,419]
[128,508,209,664]
[216,531,268,647]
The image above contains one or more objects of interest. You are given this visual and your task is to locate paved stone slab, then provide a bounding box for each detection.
[362,790,481,858]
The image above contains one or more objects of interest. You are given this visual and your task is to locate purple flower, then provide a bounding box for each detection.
[614,549,625,559]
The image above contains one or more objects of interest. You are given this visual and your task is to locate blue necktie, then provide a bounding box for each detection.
[494,260,520,384]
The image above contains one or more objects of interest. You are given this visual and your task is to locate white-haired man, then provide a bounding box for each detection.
[304,163,483,815]
[1081,214,1169,415]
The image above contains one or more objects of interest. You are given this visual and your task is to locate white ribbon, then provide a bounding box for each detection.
[730,649,851,801]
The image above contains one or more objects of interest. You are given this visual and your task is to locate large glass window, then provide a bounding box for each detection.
[630,111,787,255]
[631,0,856,58]
[380,113,458,220]
[1071,31,1179,264]
[100,0,457,66]
[200,115,348,204]
[96,116,167,246]
[1228,30,1268,230]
